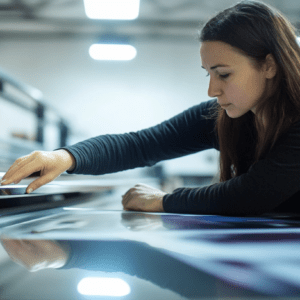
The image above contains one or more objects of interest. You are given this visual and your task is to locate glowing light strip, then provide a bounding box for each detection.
[83,0,140,20]
[89,44,137,61]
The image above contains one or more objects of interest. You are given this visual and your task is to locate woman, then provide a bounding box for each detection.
[2,0,300,216]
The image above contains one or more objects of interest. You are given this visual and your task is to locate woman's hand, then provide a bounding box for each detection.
[0,238,70,272]
[0,149,75,194]
[122,183,166,212]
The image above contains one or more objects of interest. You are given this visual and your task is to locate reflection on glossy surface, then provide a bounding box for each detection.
[3,210,300,240]
[0,186,27,195]
[1,238,69,272]
[0,211,167,240]
[2,209,300,299]
[77,277,131,296]
[121,212,165,231]
[0,238,224,298]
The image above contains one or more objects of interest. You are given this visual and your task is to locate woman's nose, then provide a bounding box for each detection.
[208,78,222,98]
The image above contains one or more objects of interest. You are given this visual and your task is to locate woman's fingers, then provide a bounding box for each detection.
[121,184,154,206]
[1,158,27,182]
[1,161,42,186]
[122,188,139,207]
[1,152,39,184]
[25,172,59,194]
[121,184,166,212]
[1,150,75,192]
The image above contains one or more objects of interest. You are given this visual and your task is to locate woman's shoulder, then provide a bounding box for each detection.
[187,98,218,110]
[199,98,218,110]
[187,98,218,118]
[276,118,300,146]
[287,118,300,133]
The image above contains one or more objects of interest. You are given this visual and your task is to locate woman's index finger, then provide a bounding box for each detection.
[1,155,31,182]
[1,162,41,186]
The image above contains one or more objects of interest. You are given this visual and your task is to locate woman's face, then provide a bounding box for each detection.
[200,41,275,118]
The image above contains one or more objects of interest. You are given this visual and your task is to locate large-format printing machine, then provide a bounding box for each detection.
[1,69,300,300]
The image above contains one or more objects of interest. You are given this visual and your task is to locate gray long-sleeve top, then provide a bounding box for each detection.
[62,99,300,216]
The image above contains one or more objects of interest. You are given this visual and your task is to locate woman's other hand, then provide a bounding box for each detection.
[122,183,166,212]
[0,238,70,272]
[0,149,75,194]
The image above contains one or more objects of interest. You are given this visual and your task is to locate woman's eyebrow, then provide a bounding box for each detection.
[201,64,230,70]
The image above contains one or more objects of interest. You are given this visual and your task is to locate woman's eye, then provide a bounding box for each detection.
[206,73,229,78]
[220,74,230,79]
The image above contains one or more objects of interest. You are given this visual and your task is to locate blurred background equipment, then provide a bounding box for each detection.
[0,68,70,170]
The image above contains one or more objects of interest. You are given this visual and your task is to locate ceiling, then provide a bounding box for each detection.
[0,0,300,43]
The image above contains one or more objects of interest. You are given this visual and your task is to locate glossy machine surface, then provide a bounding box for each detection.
[1,191,300,300]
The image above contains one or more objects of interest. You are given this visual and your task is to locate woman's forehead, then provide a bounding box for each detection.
[200,41,247,69]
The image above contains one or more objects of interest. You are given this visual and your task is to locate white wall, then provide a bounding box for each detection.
[0,38,219,176]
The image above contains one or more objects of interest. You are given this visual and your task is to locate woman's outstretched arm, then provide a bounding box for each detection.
[1,99,218,195]
[61,99,218,176]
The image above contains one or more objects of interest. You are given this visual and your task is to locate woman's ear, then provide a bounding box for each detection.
[265,54,277,79]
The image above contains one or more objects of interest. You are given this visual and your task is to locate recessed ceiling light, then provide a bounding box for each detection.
[89,44,137,61]
[83,0,140,20]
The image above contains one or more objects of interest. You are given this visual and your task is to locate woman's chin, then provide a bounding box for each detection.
[225,107,246,119]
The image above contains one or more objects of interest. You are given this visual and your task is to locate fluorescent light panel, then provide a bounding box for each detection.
[89,44,137,61]
[83,0,140,20]
[77,277,131,296]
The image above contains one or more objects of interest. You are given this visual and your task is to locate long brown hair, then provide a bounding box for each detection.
[199,0,300,182]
